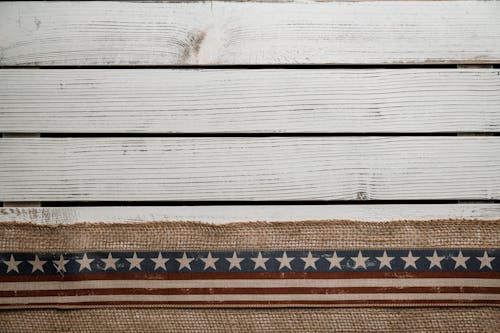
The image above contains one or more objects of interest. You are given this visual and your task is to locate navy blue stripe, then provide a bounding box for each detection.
[0,249,498,275]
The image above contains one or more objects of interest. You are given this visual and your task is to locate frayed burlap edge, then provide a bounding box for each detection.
[1,307,499,333]
[0,219,498,252]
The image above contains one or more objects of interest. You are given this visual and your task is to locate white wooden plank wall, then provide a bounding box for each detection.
[1,69,499,133]
[2,205,500,225]
[0,1,499,223]
[1,137,500,201]
[1,2,500,65]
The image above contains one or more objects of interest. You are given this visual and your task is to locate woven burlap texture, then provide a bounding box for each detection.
[0,219,499,252]
[1,307,499,333]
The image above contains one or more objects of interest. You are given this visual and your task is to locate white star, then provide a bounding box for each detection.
[276,252,294,270]
[301,251,319,270]
[352,251,369,269]
[151,252,168,271]
[176,252,193,271]
[3,255,21,273]
[477,251,494,270]
[53,255,69,273]
[201,252,219,271]
[326,252,344,270]
[402,251,419,269]
[102,253,119,271]
[251,252,269,270]
[426,251,444,269]
[452,251,470,269]
[226,252,243,270]
[126,252,144,270]
[76,253,94,272]
[28,255,46,273]
[376,251,394,269]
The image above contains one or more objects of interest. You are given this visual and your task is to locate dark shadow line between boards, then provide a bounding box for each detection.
[1,64,499,70]
[34,133,499,138]
[0,199,488,207]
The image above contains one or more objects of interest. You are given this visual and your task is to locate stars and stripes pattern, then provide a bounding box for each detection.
[0,249,498,308]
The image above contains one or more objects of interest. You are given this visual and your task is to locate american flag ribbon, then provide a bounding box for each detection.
[0,249,498,308]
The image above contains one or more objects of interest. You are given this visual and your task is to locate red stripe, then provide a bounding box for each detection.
[1,286,498,298]
[0,271,498,282]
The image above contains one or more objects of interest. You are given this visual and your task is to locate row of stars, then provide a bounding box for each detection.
[0,251,495,273]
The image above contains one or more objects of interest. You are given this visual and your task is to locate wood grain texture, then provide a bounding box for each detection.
[1,1,500,65]
[1,68,500,133]
[1,137,499,201]
[1,205,500,224]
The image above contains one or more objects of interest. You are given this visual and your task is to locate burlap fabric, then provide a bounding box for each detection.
[1,307,499,332]
[0,219,498,332]
[0,219,498,252]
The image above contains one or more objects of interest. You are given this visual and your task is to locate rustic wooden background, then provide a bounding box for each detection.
[1,1,499,224]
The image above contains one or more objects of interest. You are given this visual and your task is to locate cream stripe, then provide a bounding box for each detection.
[1,293,499,305]
[1,278,499,291]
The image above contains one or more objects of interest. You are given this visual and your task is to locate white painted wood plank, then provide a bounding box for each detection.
[1,68,499,133]
[0,137,499,201]
[1,1,500,65]
[1,205,500,224]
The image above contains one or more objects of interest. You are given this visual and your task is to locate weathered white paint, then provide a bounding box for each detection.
[1,137,499,201]
[1,1,500,65]
[1,205,499,224]
[1,69,499,133]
